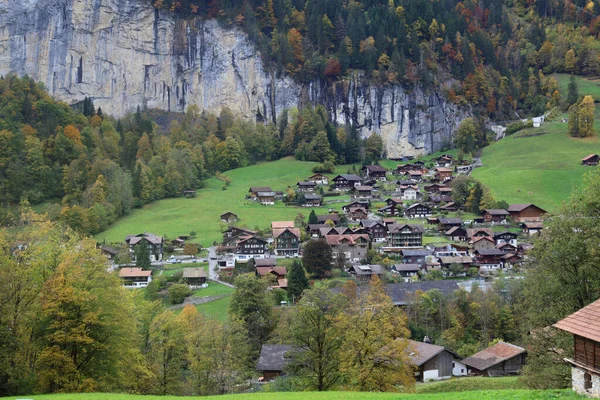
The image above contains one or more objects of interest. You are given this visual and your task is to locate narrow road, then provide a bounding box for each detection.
[208,246,235,288]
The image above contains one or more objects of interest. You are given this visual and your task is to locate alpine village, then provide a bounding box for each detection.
[4,1,600,399]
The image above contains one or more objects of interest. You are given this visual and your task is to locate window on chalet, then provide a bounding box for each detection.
[584,372,592,390]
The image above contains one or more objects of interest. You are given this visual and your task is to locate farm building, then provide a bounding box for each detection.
[507,204,547,222]
[462,342,527,376]
[220,211,238,223]
[406,339,467,381]
[256,344,293,381]
[182,268,208,289]
[554,298,600,397]
[582,154,599,166]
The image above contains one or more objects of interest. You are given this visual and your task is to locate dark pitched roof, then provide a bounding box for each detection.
[250,186,272,192]
[439,218,463,225]
[182,268,207,279]
[304,194,322,200]
[483,209,509,215]
[393,264,421,272]
[255,258,278,267]
[554,298,600,342]
[317,214,340,223]
[582,154,599,161]
[256,344,293,371]
[508,203,546,213]
[406,340,456,366]
[388,224,424,234]
[462,342,526,371]
[363,165,388,172]
[401,249,432,257]
[256,266,288,277]
[476,249,505,256]
[385,281,460,306]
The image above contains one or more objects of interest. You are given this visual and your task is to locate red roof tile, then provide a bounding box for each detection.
[553,298,600,342]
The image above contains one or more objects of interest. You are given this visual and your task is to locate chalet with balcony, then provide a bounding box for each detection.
[125,233,164,262]
[360,220,388,242]
[494,231,518,247]
[387,224,424,248]
[440,202,459,212]
[249,186,272,198]
[404,203,432,219]
[256,266,288,289]
[436,154,454,167]
[392,264,421,281]
[351,185,374,199]
[438,218,463,232]
[296,181,316,192]
[361,165,388,180]
[256,191,276,205]
[474,249,505,269]
[306,173,328,185]
[408,170,424,181]
[235,236,269,261]
[445,226,467,242]
[553,298,600,397]
[273,227,301,257]
[332,174,362,189]
[119,267,152,288]
[401,249,432,266]
[325,234,370,262]
[302,194,323,207]
[435,167,453,181]
[317,213,340,225]
[521,222,543,236]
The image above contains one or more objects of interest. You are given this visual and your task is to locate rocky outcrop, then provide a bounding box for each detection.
[0,0,467,156]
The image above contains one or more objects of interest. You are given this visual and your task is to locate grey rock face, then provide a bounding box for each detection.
[0,0,467,156]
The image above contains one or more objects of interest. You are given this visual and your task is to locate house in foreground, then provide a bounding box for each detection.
[406,339,467,381]
[256,344,293,381]
[554,298,600,397]
[119,268,152,288]
[462,342,527,376]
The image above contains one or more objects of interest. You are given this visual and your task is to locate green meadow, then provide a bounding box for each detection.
[95,158,352,247]
[473,75,600,212]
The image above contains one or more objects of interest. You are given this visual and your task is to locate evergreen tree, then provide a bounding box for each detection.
[566,75,579,107]
[134,241,151,270]
[308,209,318,224]
[287,260,310,301]
[302,239,333,279]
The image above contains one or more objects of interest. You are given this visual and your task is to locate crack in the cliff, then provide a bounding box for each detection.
[231,50,251,108]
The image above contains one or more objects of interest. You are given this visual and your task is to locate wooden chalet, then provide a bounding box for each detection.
[440,202,459,212]
[436,154,454,167]
[351,185,374,198]
[470,236,496,252]
[361,165,388,180]
[255,258,278,268]
[379,198,403,216]
[462,342,527,377]
[482,209,509,223]
[404,203,432,218]
[235,236,269,261]
[273,227,301,257]
[182,268,208,289]
[302,194,323,207]
[256,344,293,381]
[347,264,385,281]
[507,204,547,222]
[396,163,422,175]
[497,242,518,255]
[401,249,432,266]
[445,226,467,242]
[425,183,445,194]
[494,231,518,246]
[256,191,276,205]
[342,201,370,212]
[332,174,362,189]
[474,249,505,269]
[521,222,543,236]
[406,339,467,381]
[360,220,388,242]
[307,224,329,237]
[317,213,340,225]
[554,298,600,397]
[249,186,272,198]
[220,211,238,223]
[347,206,369,221]
[392,264,421,281]
[438,218,462,231]
[408,170,424,181]
[467,228,494,240]
[438,256,474,270]
[125,233,164,262]
[582,154,600,166]
[386,224,424,248]
[256,266,288,288]
[319,226,352,237]
[296,181,316,192]
[325,234,370,262]
[223,226,258,243]
[435,167,453,180]
[306,173,329,185]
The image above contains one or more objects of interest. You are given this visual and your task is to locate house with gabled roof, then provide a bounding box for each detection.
[235,236,269,261]
[404,203,432,219]
[306,173,328,185]
[256,266,288,289]
[521,222,543,236]
[361,165,388,180]
[325,234,370,262]
[125,233,164,262]
[296,181,316,192]
[554,298,600,397]
[257,191,276,205]
[249,186,272,198]
[273,227,301,257]
[220,211,238,223]
[387,224,423,248]
[256,344,293,381]
[317,213,340,225]
[332,174,362,189]
[119,267,152,288]
[347,264,385,281]
[302,194,323,207]
[482,209,509,223]
[182,268,208,289]
[462,342,527,376]
[582,154,599,166]
[406,339,467,381]
[507,204,547,222]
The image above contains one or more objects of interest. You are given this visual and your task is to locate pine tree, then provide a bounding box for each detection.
[566,75,579,107]
[134,241,151,270]
[287,260,310,301]
[308,210,318,224]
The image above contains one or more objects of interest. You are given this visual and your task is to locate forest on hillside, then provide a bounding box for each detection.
[152,0,600,119]
[0,75,383,234]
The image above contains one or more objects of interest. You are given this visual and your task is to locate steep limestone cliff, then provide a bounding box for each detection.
[0,0,467,156]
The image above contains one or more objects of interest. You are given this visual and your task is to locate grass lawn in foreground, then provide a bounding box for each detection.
[416,376,525,393]
[174,296,232,321]
[1,389,582,400]
[95,158,349,247]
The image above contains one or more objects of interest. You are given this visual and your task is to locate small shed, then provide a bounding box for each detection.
[462,342,527,376]
[182,268,208,289]
[220,211,239,223]
[183,189,197,198]
[256,344,293,381]
[582,154,599,166]
[406,339,467,381]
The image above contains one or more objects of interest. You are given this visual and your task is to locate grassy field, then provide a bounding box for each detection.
[554,73,600,101]
[1,389,582,400]
[416,376,524,393]
[95,158,353,247]
[473,74,600,212]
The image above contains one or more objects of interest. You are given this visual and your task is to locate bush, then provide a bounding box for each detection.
[505,120,533,136]
[312,161,335,173]
[271,288,288,305]
[168,283,192,304]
